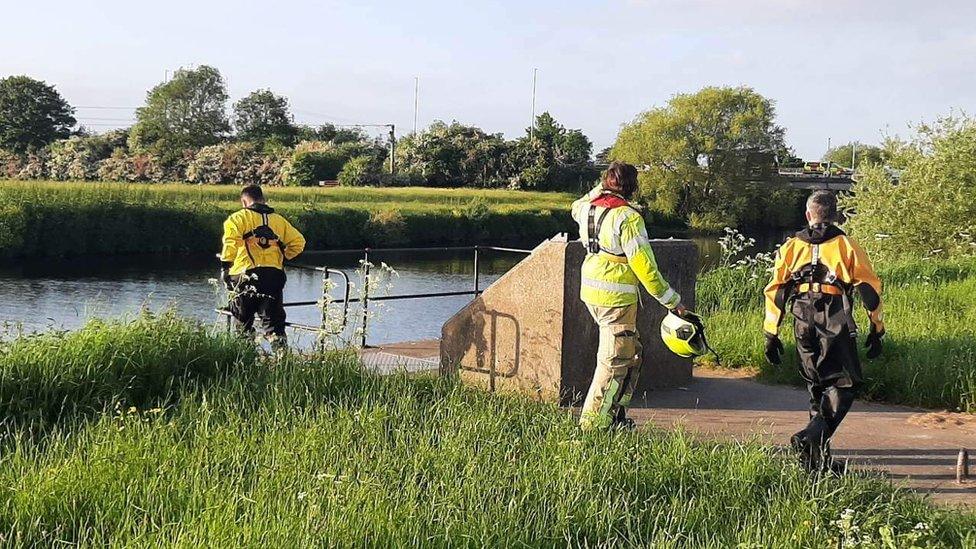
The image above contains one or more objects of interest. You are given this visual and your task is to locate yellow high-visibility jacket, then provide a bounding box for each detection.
[220,205,306,275]
[763,223,883,336]
[571,185,680,308]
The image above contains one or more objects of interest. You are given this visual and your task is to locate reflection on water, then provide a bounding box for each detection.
[0,230,792,343]
[0,250,522,345]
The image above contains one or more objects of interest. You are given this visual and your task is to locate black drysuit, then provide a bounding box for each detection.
[763,224,885,466]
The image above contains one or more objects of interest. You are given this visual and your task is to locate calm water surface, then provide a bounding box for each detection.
[0,231,789,344]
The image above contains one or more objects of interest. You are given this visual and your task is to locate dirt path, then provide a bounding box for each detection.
[629,367,976,506]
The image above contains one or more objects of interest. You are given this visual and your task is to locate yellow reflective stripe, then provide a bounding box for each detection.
[582,277,638,294]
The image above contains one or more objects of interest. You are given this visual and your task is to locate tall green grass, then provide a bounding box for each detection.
[0,180,574,257]
[0,315,973,546]
[698,257,976,411]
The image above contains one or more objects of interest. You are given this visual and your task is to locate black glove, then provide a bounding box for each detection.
[220,262,234,291]
[865,324,884,359]
[764,333,784,365]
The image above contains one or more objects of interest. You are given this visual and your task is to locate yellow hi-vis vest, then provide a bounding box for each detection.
[221,206,306,275]
[571,186,681,308]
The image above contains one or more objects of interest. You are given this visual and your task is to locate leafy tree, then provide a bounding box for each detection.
[0,76,76,153]
[233,89,297,147]
[823,142,883,168]
[396,121,513,187]
[611,86,793,229]
[511,112,597,192]
[128,65,230,163]
[842,116,976,260]
[296,124,369,145]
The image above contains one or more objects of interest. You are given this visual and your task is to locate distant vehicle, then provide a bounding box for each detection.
[802,161,854,177]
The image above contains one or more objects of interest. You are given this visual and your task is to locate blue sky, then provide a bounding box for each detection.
[3,0,974,158]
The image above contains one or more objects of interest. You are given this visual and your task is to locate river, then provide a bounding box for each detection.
[0,232,788,345]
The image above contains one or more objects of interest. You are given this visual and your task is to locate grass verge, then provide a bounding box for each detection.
[697,257,976,412]
[0,180,575,257]
[0,314,973,546]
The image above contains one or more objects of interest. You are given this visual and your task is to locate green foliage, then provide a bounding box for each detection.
[337,155,380,187]
[128,65,231,163]
[699,254,976,411]
[296,123,369,144]
[46,135,116,180]
[823,141,884,169]
[396,121,514,188]
[184,142,279,185]
[0,181,573,256]
[0,75,75,153]
[233,89,298,147]
[281,141,362,186]
[97,149,166,182]
[364,208,409,245]
[611,86,797,230]
[0,312,256,427]
[843,116,976,261]
[509,112,598,192]
[0,316,971,546]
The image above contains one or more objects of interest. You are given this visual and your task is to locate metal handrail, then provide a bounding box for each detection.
[218,244,534,347]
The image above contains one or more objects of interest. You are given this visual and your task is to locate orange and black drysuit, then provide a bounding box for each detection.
[763,223,884,471]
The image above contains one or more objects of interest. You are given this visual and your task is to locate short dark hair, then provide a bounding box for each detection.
[806,190,837,223]
[603,161,639,198]
[241,185,265,202]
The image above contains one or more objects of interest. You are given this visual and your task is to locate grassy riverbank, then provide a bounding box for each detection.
[0,314,972,546]
[698,257,976,412]
[0,180,574,257]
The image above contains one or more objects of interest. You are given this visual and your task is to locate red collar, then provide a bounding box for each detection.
[591,194,630,209]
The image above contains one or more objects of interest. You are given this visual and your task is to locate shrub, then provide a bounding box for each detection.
[843,115,976,261]
[97,149,166,182]
[280,141,353,186]
[0,149,22,178]
[364,208,408,245]
[16,151,47,179]
[337,155,379,187]
[47,135,115,181]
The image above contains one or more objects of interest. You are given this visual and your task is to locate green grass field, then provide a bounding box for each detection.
[0,180,575,257]
[0,313,972,546]
[698,257,976,412]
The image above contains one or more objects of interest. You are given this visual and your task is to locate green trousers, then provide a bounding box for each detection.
[579,303,642,431]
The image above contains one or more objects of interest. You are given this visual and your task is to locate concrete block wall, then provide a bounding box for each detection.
[441,238,698,405]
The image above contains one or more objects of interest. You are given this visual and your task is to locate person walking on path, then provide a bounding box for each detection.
[763,190,885,473]
[220,185,306,350]
[571,162,687,431]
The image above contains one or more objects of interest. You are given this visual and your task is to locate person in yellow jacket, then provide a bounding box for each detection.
[763,190,884,473]
[572,162,687,431]
[220,185,306,348]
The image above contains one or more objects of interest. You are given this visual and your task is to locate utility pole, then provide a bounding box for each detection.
[413,77,419,134]
[388,124,396,175]
[530,68,538,140]
[851,142,857,169]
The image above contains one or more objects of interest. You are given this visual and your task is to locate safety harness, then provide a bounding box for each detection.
[586,203,630,263]
[786,243,859,336]
[242,209,284,266]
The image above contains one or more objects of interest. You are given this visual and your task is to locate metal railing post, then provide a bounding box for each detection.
[360,249,370,348]
[473,245,480,295]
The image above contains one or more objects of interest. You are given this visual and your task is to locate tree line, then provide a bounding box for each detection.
[0,66,597,192]
[1,66,902,230]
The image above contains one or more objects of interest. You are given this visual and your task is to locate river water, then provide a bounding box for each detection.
[0,233,787,345]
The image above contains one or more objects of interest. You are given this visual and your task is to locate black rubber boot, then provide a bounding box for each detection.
[611,406,636,431]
